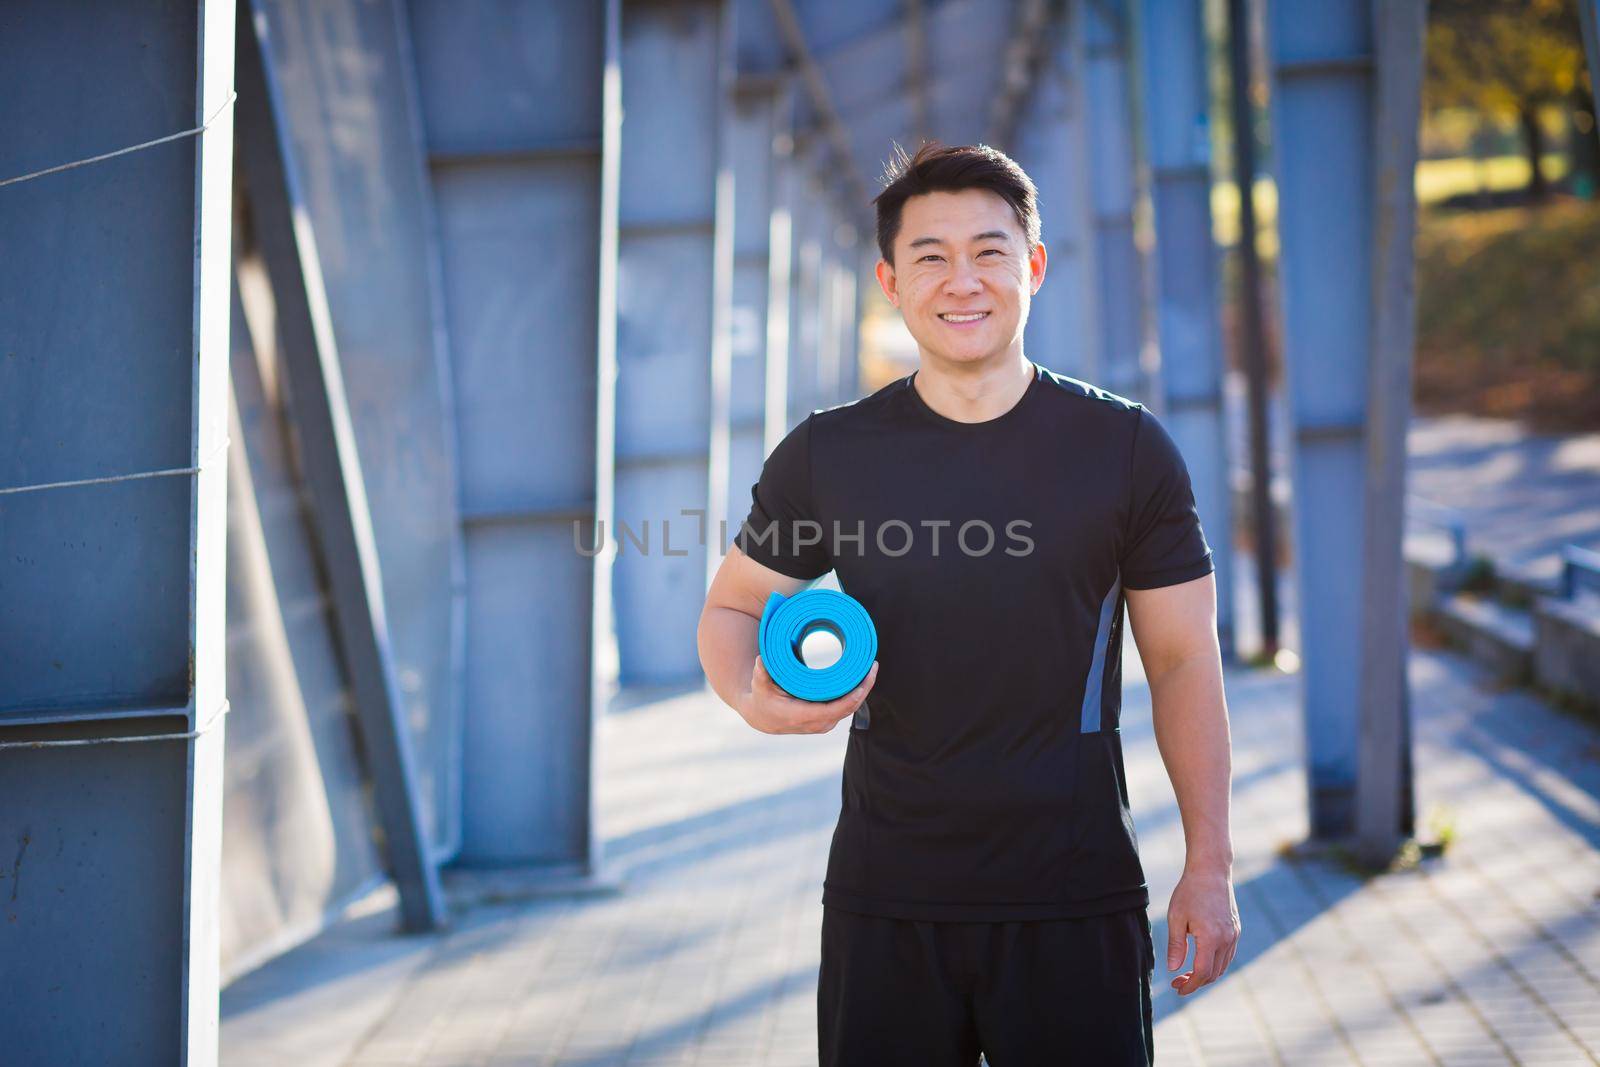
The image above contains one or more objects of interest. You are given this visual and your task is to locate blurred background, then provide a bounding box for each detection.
[2,0,1599,1064]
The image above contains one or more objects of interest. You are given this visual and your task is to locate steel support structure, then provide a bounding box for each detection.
[235,3,446,932]
[1133,0,1236,661]
[786,152,826,427]
[1266,0,1422,847]
[1015,4,1101,379]
[614,0,722,685]
[406,0,616,875]
[830,213,863,402]
[1081,0,1155,403]
[723,75,796,545]
[0,1,234,1060]
[247,0,467,862]
[764,93,800,454]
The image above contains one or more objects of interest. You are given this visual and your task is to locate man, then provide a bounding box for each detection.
[697,141,1239,1066]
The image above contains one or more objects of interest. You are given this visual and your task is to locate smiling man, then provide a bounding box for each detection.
[698,141,1239,1066]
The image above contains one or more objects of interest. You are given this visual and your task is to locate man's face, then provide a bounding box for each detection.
[875,187,1046,369]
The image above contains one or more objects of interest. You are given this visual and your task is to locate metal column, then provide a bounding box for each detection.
[0,1,234,1061]
[1266,0,1423,845]
[815,194,843,408]
[831,213,862,402]
[235,1,446,932]
[765,103,799,452]
[722,77,793,545]
[246,0,467,863]
[1082,0,1154,402]
[1133,0,1237,661]
[407,0,614,874]
[614,0,721,685]
[787,157,825,426]
[1016,6,1102,379]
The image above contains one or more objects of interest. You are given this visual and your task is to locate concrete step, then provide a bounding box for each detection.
[1434,592,1535,683]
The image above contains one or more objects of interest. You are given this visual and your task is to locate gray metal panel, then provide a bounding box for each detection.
[0,0,235,1060]
[614,0,720,685]
[460,521,593,862]
[926,0,1012,144]
[0,2,200,714]
[1133,0,1235,660]
[221,269,385,981]
[409,0,607,868]
[435,160,601,512]
[787,165,825,426]
[252,0,466,861]
[1017,8,1099,379]
[407,1,606,154]
[1082,0,1151,403]
[0,730,189,1060]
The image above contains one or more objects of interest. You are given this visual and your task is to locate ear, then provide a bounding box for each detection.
[1028,240,1048,295]
[874,258,900,307]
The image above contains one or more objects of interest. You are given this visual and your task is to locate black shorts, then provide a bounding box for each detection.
[818,903,1155,1067]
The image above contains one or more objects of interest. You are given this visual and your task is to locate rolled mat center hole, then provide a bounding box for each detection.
[795,622,844,671]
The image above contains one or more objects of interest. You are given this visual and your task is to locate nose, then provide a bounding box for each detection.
[943,256,982,297]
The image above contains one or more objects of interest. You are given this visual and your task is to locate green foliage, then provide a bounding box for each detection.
[1427,0,1588,117]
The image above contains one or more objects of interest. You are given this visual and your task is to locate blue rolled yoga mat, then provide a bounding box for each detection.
[759,589,878,702]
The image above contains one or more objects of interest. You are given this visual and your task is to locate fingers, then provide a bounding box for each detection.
[819,661,879,717]
[1166,918,1188,974]
[753,659,880,734]
[1171,923,1239,995]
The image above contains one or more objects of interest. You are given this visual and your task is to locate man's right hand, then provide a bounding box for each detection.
[737,657,880,735]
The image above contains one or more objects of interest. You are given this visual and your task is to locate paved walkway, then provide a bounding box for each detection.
[221,615,1600,1065]
[1221,374,1600,586]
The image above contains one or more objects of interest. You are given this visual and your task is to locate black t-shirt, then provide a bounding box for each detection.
[735,361,1214,921]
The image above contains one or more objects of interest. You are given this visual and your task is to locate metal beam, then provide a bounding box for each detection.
[405,0,612,880]
[986,0,1051,149]
[0,0,234,1060]
[235,0,445,932]
[723,77,792,547]
[905,0,930,143]
[766,0,871,204]
[247,0,468,868]
[765,88,799,453]
[708,0,740,588]
[1132,0,1237,662]
[1015,5,1101,380]
[1081,0,1153,400]
[614,0,721,685]
[1353,0,1425,868]
[1266,0,1421,846]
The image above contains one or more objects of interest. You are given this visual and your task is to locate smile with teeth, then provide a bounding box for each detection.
[939,311,989,323]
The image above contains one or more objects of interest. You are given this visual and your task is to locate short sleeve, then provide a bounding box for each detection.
[1120,405,1215,590]
[735,415,832,580]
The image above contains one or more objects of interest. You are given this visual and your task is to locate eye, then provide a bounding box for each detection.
[918,254,943,263]
[979,249,1004,257]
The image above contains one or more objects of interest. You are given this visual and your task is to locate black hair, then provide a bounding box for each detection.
[871,141,1041,264]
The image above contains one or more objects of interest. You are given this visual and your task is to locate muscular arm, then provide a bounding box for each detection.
[1125,571,1239,994]
[698,544,811,712]
[1126,572,1233,876]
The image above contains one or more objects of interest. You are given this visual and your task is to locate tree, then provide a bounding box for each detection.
[1427,0,1591,200]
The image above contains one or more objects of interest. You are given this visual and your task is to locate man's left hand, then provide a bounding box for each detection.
[1164,869,1240,995]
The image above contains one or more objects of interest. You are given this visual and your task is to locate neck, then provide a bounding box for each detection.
[911,348,1035,424]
